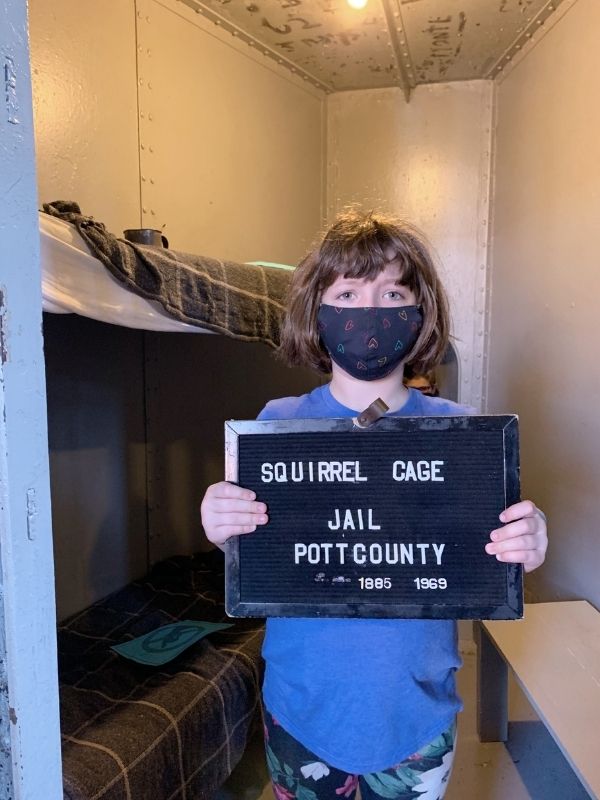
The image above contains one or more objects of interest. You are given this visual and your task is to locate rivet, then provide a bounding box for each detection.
[148,82,153,89]
[149,146,154,153]
[142,175,146,182]
[141,143,145,150]
[149,114,153,121]
[140,112,145,118]
[151,209,156,215]
[142,207,147,213]
[150,178,155,184]
[146,15,150,23]
[139,78,144,85]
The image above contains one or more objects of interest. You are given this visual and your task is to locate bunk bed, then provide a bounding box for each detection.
[41,203,291,800]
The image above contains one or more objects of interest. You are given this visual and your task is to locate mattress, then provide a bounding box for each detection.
[40,212,207,333]
[59,550,265,800]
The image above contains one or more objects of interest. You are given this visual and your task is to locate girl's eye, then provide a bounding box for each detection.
[338,291,355,300]
[385,290,404,301]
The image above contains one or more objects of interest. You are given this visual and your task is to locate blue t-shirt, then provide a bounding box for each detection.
[256,385,475,774]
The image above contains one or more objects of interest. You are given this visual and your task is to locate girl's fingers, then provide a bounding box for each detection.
[486,533,537,555]
[211,511,268,527]
[200,481,269,546]
[206,498,267,515]
[206,481,257,502]
[498,499,539,524]
[219,524,258,537]
[489,516,538,542]
[491,548,544,573]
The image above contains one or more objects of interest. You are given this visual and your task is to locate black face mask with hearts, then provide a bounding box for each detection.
[317,304,423,381]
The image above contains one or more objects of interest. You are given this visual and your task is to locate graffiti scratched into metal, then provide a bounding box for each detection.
[4,56,20,124]
[188,0,563,90]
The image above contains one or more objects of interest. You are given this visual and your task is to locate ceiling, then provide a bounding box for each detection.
[177,0,565,97]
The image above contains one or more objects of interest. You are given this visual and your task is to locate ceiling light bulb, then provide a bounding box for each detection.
[347,0,368,8]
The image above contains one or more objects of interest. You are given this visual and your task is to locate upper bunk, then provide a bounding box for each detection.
[40,201,292,343]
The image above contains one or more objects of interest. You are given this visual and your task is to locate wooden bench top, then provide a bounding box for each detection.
[482,600,600,799]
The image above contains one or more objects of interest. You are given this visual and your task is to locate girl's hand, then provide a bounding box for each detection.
[485,500,548,573]
[200,481,268,547]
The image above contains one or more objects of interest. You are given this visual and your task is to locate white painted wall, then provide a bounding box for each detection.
[488,0,600,606]
[327,82,494,409]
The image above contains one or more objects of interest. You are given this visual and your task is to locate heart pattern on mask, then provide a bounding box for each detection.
[317,304,423,382]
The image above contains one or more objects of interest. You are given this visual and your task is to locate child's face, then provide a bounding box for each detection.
[320,262,417,309]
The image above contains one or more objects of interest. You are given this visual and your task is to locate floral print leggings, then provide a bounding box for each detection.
[263,711,456,800]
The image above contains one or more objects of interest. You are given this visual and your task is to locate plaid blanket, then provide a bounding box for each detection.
[58,550,265,800]
[41,201,292,348]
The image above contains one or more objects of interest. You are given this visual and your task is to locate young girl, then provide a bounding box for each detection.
[201,212,548,800]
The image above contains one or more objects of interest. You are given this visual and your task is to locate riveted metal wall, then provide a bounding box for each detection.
[488,0,599,608]
[327,80,494,410]
[135,0,326,262]
[29,1,142,236]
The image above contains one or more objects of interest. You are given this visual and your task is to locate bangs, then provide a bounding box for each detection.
[317,226,421,296]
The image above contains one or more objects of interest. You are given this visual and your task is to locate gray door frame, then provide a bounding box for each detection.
[0,0,63,796]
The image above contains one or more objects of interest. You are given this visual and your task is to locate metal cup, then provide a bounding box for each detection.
[123,228,169,248]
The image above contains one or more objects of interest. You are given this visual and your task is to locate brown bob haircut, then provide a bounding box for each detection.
[279,210,450,376]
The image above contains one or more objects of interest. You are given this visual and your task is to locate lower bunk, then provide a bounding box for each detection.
[58,550,265,800]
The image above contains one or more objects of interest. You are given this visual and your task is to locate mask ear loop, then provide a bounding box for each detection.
[353,397,389,429]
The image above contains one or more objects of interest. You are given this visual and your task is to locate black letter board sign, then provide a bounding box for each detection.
[224,415,522,620]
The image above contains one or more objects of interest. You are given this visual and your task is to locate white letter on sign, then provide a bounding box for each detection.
[294,543,307,563]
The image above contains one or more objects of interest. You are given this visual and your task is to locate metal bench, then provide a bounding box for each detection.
[476,601,600,799]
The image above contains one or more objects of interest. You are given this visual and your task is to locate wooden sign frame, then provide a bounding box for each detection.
[224,415,522,620]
